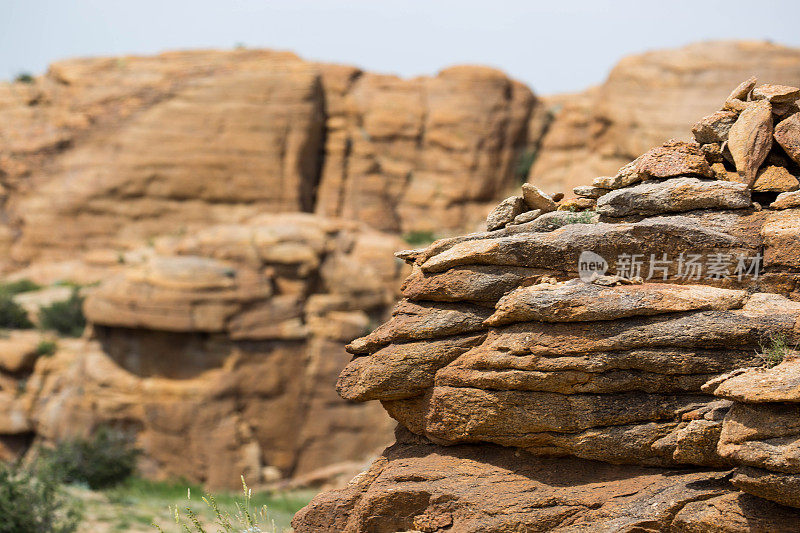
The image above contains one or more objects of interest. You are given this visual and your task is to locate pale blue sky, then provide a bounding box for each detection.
[2,0,799,94]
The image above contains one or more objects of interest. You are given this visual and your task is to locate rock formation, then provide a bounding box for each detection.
[293,80,800,531]
[530,41,800,195]
[0,50,535,268]
[0,213,408,488]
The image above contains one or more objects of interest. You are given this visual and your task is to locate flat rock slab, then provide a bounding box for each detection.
[732,466,800,508]
[486,282,747,326]
[596,177,751,217]
[704,359,800,403]
[771,189,800,209]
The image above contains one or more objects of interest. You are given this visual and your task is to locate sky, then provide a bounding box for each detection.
[2,0,800,95]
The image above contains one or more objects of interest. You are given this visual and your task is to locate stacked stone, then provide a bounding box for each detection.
[486,77,800,233]
[294,81,800,531]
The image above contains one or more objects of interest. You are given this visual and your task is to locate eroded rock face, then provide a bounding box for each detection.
[9,214,408,488]
[0,51,535,268]
[295,79,800,530]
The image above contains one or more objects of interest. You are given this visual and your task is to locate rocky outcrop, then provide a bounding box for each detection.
[530,41,800,194]
[0,51,535,268]
[294,80,800,531]
[1,214,408,488]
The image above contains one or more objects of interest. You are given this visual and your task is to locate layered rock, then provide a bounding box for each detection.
[4,213,408,488]
[0,51,535,268]
[294,80,800,531]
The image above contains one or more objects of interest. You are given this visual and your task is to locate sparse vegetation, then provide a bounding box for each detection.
[38,289,86,337]
[153,477,269,532]
[36,339,58,357]
[758,333,796,368]
[39,426,140,490]
[14,72,34,84]
[0,462,81,533]
[0,294,34,329]
[548,209,598,229]
[0,279,41,296]
[402,230,437,246]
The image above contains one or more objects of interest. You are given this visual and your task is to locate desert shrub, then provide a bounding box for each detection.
[36,340,58,357]
[402,231,437,246]
[0,294,33,329]
[0,463,80,533]
[38,289,86,337]
[14,72,34,84]
[0,279,41,296]
[40,426,140,490]
[758,333,796,368]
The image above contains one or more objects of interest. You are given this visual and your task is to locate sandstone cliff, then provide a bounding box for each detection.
[293,79,800,531]
[0,50,535,268]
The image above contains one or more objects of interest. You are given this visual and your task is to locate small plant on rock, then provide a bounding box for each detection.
[757,333,797,368]
[35,340,58,357]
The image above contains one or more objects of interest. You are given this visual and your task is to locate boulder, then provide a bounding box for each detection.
[596,177,751,217]
[752,165,800,192]
[520,184,557,212]
[727,100,773,185]
[692,110,739,143]
[774,112,800,165]
[485,196,524,231]
[752,83,800,103]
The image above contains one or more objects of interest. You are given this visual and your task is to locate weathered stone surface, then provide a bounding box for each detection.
[485,196,524,231]
[728,76,758,101]
[557,197,596,211]
[752,83,800,103]
[732,466,800,508]
[510,209,541,225]
[635,140,714,179]
[773,112,800,165]
[692,110,739,143]
[728,100,773,185]
[771,190,800,210]
[400,264,547,304]
[705,358,800,403]
[596,177,751,217]
[337,334,485,401]
[521,183,557,212]
[346,300,492,354]
[752,165,799,192]
[486,282,747,326]
[573,185,609,198]
[419,212,760,274]
[293,432,800,533]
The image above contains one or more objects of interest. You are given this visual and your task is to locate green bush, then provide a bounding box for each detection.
[14,72,34,84]
[0,295,33,329]
[515,149,538,184]
[36,340,58,357]
[402,230,437,247]
[0,279,41,296]
[40,427,140,490]
[38,290,86,337]
[0,463,80,533]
